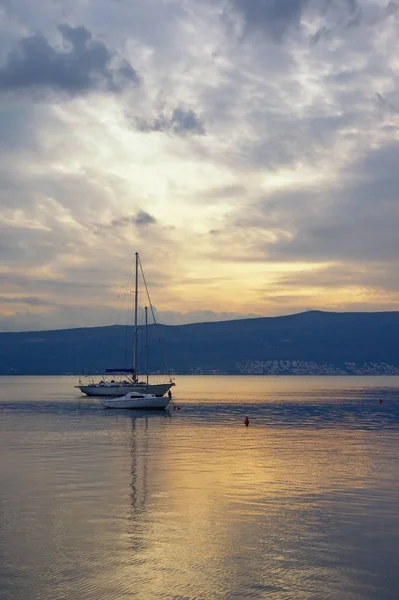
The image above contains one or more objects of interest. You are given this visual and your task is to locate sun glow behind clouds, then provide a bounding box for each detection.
[1,0,399,330]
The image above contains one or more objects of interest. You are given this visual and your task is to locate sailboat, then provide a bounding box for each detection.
[75,252,175,398]
[103,391,170,409]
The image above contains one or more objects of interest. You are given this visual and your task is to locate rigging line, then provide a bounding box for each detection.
[138,255,173,383]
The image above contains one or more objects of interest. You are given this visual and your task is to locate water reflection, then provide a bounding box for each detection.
[119,400,399,599]
[130,417,149,514]
[0,376,399,599]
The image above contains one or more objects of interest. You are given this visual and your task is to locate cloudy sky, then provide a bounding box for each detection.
[1,0,399,331]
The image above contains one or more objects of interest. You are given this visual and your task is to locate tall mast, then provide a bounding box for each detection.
[133,251,139,383]
[145,306,149,391]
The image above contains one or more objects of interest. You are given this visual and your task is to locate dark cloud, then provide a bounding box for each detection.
[135,210,156,226]
[386,1,399,18]
[109,211,157,228]
[0,23,138,97]
[136,108,205,136]
[230,0,307,40]
[97,211,157,230]
[229,0,365,41]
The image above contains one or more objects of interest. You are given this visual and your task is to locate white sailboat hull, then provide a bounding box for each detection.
[76,382,174,397]
[104,393,170,409]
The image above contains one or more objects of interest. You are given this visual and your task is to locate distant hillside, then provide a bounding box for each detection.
[1,311,399,375]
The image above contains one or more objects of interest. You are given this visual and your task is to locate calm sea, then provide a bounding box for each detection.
[1,375,399,600]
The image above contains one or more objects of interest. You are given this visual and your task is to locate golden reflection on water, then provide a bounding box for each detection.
[117,413,381,600]
[1,376,399,600]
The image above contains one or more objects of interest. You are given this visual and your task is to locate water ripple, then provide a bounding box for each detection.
[1,376,399,599]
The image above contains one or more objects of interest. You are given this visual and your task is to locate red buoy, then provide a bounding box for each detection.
[379,398,383,405]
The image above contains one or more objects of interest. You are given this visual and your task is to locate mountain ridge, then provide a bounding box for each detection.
[1,310,399,375]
